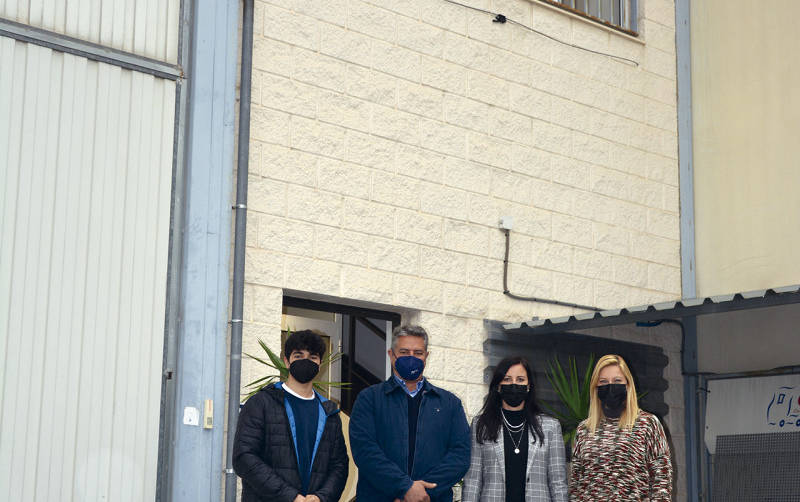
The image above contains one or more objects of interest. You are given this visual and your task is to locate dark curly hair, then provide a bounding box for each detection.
[475,356,545,445]
[283,329,326,359]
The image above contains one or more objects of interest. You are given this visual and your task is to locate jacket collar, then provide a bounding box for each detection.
[493,429,506,480]
[525,426,542,475]
[491,418,543,479]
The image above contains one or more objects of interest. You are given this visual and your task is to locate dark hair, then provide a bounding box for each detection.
[475,356,545,445]
[283,329,326,359]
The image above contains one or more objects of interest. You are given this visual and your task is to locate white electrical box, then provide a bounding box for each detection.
[183,406,200,426]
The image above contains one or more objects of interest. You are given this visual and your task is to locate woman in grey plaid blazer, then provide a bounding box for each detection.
[462,357,568,502]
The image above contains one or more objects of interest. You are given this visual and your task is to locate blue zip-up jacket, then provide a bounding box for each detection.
[349,376,471,501]
[233,382,349,502]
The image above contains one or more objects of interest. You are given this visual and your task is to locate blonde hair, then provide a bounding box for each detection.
[586,354,640,434]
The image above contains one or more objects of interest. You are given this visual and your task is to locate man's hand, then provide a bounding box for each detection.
[403,480,437,502]
[292,495,306,502]
[305,496,320,502]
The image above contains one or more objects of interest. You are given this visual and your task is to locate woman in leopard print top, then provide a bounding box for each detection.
[569,355,672,501]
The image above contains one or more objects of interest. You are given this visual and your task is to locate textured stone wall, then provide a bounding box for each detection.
[242,1,681,487]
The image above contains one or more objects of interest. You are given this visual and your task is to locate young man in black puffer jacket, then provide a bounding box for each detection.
[233,330,348,502]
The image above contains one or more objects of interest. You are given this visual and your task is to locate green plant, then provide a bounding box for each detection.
[243,335,350,402]
[541,354,595,446]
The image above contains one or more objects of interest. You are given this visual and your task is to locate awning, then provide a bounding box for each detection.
[503,285,800,336]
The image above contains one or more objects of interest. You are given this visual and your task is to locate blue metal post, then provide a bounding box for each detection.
[682,316,700,502]
[168,0,240,500]
[676,0,696,300]
[675,0,700,497]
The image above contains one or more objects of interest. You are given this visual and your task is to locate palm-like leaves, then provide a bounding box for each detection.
[541,354,595,446]
[242,336,350,402]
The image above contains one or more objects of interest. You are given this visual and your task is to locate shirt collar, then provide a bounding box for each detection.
[393,374,425,397]
[282,382,316,400]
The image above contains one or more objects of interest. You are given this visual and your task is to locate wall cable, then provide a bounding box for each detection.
[502,229,602,311]
[443,0,639,67]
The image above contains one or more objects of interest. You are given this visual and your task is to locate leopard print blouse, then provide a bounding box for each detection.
[569,411,672,501]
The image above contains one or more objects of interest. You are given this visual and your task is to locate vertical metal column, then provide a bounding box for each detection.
[223,1,254,500]
[158,0,193,499]
[676,0,700,498]
[676,0,696,299]
[683,317,701,502]
[168,0,240,500]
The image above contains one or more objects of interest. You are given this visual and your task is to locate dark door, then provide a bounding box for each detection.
[340,315,392,414]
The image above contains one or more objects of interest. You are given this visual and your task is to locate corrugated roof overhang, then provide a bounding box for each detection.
[503,285,800,335]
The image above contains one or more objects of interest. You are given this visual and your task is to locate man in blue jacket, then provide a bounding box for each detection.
[349,325,471,502]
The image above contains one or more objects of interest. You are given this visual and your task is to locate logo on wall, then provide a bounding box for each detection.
[767,386,800,428]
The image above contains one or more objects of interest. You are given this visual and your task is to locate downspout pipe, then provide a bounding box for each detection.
[224,1,254,501]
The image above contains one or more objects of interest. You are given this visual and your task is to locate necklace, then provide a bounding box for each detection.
[501,410,526,454]
[501,409,526,431]
[503,423,524,454]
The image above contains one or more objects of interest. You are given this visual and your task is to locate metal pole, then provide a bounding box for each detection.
[675,1,699,496]
[682,316,701,502]
[156,0,193,498]
[224,0,254,501]
[157,0,192,499]
[676,0,695,299]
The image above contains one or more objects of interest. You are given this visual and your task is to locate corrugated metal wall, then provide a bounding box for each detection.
[0,38,175,501]
[0,0,181,63]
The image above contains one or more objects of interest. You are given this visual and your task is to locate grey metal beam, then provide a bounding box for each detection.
[676,0,696,299]
[676,2,700,498]
[503,289,800,335]
[167,0,240,500]
[682,317,701,502]
[0,17,182,80]
[156,0,193,499]
[698,374,711,501]
[702,366,800,381]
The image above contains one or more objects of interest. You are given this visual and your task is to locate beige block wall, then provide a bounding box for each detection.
[691,0,800,297]
[242,0,680,424]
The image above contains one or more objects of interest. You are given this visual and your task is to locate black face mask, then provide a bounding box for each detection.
[499,384,529,407]
[597,383,627,418]
[289,358,320,384]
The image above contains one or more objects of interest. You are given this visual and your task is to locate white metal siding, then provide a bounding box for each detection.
[0,37,174,502]
[0,0,181,63]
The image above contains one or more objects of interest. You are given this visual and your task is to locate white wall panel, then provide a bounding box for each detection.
[0,37,174,502]
[0,0,181,63]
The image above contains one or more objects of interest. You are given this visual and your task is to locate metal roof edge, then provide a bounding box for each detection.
[501,284,800,336]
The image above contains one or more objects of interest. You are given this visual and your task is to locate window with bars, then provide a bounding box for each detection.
[541,0,638,35]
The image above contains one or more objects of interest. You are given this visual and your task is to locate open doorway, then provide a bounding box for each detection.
[282,297,400,414]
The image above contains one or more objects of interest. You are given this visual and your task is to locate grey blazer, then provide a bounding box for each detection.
[462,414,568,502]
